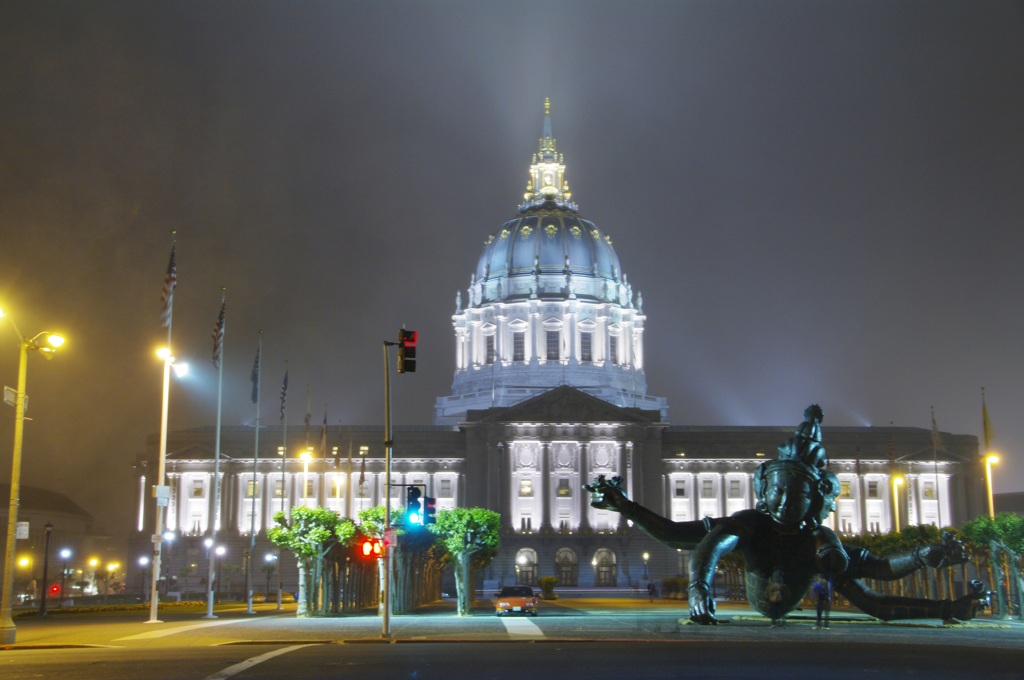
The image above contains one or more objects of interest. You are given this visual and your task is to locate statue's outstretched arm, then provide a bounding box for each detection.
[835,574,987,621]
[584,475,714,549]
[843,532,969,581]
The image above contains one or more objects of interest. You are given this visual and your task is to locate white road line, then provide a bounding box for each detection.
[114,618,254,640]
[203,644,314,680]
[499,616,544,638]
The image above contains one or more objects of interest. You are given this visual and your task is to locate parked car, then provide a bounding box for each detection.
[495,585,539,616]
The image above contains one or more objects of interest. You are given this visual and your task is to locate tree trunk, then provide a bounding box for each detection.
[454,552,471,616]
[295,558,310,618]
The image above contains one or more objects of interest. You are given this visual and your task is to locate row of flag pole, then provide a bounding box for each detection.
[161,236,342,454]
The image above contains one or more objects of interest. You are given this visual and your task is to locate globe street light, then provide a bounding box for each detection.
[0,308,66,645]
[59,549,71,607]
[985,454,999,519]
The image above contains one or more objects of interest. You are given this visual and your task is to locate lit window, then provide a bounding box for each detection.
[580,332,592,362]
[923,481,935,500]
[486,335,495,364]
[274,479,285,498]
[191,480,204,498]
[246,480,259,498]
[728,479,742,499]
[840,481,851,498]
[546,331,560,360]
[513,332,525,362]
[674,480,687,498]
[557,478,572,497]
[520,479,534,497]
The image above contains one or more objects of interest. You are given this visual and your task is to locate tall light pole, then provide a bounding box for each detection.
[985,454,999,519]
[892,476,904,533]
[0,308,65,645]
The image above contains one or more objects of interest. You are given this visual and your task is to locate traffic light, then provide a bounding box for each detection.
[406,486,423,525]
[360,537,383,559]
[398,329,417,373]
[424,496,437,525]
[49,584,61,597]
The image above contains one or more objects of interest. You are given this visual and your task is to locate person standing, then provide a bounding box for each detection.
[813,575,832,629]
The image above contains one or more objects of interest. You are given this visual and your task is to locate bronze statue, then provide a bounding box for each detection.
[585,405,987,624]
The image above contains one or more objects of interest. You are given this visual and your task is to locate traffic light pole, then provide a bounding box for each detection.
[381,340,394,639]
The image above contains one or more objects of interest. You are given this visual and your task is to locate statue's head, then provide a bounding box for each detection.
[754,405,840,529]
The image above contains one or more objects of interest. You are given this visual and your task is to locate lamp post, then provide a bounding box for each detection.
[301,450,312,506]
[138,556,150,601]
[0,308,66,645]
[984,454,999,519]
[59,549,71,607]
[892,476,904,533]
[38,522,53,616]
[642,552,650,580]
[214,546,225,602]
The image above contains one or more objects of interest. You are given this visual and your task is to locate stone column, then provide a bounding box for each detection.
[541,442,552,531]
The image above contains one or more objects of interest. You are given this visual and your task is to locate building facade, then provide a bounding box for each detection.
[127,103,988,596]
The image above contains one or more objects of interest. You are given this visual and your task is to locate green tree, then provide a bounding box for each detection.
[429,507,501,616]
[961,513,1024,617]
[267,506,356,617]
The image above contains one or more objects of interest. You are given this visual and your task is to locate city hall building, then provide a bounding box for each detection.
[128,103,987,595]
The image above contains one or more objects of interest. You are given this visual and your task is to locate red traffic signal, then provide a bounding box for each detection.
[48,584,61,597]
[424,496,437,525]
[360,537,383,558]
[398,329,417,373]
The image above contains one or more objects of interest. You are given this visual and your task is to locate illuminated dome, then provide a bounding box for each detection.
[435,100,668,425]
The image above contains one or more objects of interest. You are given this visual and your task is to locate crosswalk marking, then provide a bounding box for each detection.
[500,616,544,638]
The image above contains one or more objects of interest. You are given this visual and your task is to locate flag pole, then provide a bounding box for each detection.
[246,332,263,615]
[278,363,288,610]
[205,288,226,619]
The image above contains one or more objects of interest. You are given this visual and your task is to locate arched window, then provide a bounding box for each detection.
[555,548,578,586]
[516,548,538,585]
[592,548,617,587]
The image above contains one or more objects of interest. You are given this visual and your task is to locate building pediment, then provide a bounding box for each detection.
[167,443,218,461]
[469,386,660,424]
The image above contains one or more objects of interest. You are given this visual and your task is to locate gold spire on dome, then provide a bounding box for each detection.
[521,99,578,212]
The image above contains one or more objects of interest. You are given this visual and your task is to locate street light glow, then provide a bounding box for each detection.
[985,453,999,519]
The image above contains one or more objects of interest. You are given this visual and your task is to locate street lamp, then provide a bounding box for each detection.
[0,308,66,645]
[264,553,277,599]
[148,347,187,624]
[892,476,904,533]
[301,450,312,506]
[38,522,53,617]
[985,454,999,519]
[214,546,226,602]
[138,556,150,601]
[59,549,71,607]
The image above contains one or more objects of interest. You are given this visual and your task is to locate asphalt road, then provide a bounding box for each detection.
[2,599,1023,679]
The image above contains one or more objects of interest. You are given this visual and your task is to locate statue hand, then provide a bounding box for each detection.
[923,531,969,569]
[583,475,629,511]
[687,580,718,625]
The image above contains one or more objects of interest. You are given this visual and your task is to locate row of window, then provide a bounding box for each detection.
[670,478,939,500]
[519,479,575,497]
[188,477,454,499]
[485,331,619,364]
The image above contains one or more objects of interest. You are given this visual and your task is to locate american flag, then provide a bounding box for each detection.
[280,371,289,423]
[211,300,226,369]
[160,245,177,328]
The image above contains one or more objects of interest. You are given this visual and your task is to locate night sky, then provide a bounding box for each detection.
[2,1,1022,548]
